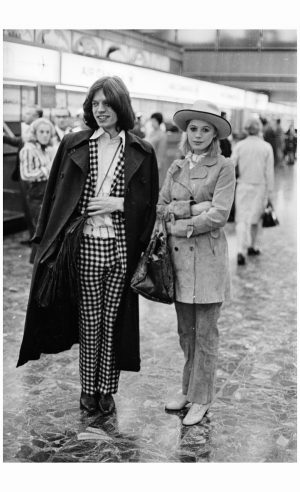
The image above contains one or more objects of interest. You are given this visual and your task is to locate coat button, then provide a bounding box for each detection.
[60,172,64,179]
[174,247,179,251]
[190,246,194,251]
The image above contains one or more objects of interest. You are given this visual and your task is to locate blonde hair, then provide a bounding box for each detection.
[179,132,221,157]
[27,117,56,144]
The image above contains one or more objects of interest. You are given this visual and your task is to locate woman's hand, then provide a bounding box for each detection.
[87,197,124,216]
[191,201,212,216]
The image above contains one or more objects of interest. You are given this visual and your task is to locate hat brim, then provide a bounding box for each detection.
[173,110,231,139]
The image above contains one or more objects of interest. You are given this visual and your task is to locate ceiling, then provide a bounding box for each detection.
[136,30,297,105]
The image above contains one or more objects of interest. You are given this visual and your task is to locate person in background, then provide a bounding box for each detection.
[284,124,297,165]
[220,111,232,158]
[274,118,285,165]
[3,104,44,243]
[131,112,145,139]
[261,117,277,165]
[21,105,44,141]
[157,100,235,426]
[231,118,274,266]
[19,117,56,259]
[145,112,168,188]
[17,76,159,418]
[72,108,90,132]
[3,104,44,169]
[51,107,72,148]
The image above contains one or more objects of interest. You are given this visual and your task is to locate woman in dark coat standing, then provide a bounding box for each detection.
[17,76,159,415]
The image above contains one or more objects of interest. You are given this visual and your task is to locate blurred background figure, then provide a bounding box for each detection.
[19,117,56,259]
[260,117,277,166]
[3,105,44,244]
[220,111,235,222]
[145,112,168,187]
[284,124,297,165]
[131,111,145,138]
[51,107,72,148]
[3,104,44,159]
[231,118,274,266]
[274,118,285,165]
[72,108,89,132]
[220,111,232,158]
[21,104,44,141]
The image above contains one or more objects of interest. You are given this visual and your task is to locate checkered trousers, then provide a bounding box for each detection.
[77,235,124,395]
[76,138,127,395]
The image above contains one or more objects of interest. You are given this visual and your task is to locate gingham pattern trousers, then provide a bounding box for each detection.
[77,234,125,395]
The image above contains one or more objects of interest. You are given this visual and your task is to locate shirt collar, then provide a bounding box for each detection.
[90,127,126,147]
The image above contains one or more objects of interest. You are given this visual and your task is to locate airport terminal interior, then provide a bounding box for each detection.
[2,29,297,464]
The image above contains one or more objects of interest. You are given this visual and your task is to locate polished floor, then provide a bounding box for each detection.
[3,163,297,463]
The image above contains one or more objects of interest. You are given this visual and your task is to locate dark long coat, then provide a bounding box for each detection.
[17,130,159,371]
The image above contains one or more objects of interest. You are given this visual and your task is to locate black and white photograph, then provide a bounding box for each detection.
[1,1,298,489]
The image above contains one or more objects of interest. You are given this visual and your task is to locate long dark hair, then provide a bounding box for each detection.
[83,76,135,131]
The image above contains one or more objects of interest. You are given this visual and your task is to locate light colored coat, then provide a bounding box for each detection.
[231,135,274,223]
[157,154,236,303]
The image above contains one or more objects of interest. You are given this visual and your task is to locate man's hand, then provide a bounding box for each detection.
[87,197,124,215]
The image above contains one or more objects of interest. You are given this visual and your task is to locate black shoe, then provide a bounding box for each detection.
[247,247,261,256]
[80,391,98,412]
[97,393,115,415]
[237,253,246,265]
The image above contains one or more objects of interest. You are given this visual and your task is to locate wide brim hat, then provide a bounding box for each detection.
[173,100,231,139]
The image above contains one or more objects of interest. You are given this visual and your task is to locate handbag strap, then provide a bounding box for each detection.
[95,141,122,196]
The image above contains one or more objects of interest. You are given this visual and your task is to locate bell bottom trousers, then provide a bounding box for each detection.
[175,301,222,405]
[77,235,125,396]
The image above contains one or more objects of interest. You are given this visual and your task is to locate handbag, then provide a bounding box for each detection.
[262,201,279,228]
[35,213,87,308]
[130,220,174,304]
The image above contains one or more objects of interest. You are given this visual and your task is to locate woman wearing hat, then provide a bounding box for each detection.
[157,100,235,425]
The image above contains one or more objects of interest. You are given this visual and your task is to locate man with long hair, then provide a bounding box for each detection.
[17,76,159,415]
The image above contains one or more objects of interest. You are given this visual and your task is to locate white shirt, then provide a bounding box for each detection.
[84,128,125,238]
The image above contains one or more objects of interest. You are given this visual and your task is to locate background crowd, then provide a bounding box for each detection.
[3,103,297,265]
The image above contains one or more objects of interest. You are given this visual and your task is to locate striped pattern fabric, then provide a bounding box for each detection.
[19,142,55,182]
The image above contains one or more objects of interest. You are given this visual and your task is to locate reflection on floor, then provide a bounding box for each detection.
[3,164,297,462]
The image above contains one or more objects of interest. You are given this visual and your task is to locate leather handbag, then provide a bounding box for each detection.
[35,213,87,308]
[130,220,174,304]
[262,201,279,228]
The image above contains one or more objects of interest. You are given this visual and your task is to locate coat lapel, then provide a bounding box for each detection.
[67,130,151,189]
[124,132,151,189]
[173,159,194,194]
[67,130,93,175]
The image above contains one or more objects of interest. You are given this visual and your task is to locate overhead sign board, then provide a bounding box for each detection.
[61,52,250,108]
[3,42,60,84]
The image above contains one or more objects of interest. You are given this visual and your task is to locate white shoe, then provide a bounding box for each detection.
[165,394,189,411]
[182,403,210,426]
